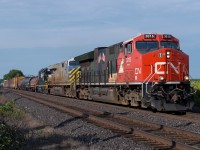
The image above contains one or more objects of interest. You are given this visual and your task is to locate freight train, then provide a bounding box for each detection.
[3,33,195,112]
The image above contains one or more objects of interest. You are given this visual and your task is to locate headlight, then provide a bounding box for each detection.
[159,76,164,81]
[166,50,170,59]
[184,75,189,81]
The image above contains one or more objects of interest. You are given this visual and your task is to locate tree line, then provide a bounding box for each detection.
[0,69,24,84]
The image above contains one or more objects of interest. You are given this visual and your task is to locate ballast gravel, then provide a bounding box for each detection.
[54,95,200,135]
[77,101,200,134]
[4,92,152,150]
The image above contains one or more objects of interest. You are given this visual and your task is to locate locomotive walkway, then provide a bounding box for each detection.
[8,89,200,150]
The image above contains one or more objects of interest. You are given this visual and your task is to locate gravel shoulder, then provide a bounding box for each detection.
[2,91,151,150]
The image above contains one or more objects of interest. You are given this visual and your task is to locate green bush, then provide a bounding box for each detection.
[0,101,14,117]
[0,100,14,111]
[0,101,25,149]
[0,100,25,120]
[191,80,200,105]
[0,121,24,150]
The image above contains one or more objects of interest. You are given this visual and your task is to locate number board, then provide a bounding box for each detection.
[144,34,156,39]
[163,34,172,39]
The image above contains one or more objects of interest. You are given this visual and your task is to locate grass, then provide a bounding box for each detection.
[0,100,25,119]
[0,99,25,149]
[191,79,200,105]
[0,100,14,116]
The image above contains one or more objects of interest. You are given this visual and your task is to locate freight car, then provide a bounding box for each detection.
[29,76,38,91]
[3,80,9,88]
[3,76,24,89]
[19,76,36,91]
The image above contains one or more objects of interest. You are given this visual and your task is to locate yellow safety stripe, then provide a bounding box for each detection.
[69,66,80,78]
[69,72,80,82]
[69,67,80,86]
[69,68,75,74]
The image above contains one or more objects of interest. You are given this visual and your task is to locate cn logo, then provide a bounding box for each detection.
[155,62,179,75]
[135,68,141,74]
[155,62,166,74]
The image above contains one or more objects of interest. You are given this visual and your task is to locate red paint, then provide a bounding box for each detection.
[114,34,189,83]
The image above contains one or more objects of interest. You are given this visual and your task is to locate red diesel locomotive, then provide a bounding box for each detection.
[75,33,194,112]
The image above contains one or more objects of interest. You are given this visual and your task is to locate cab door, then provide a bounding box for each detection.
[123,42,135,82]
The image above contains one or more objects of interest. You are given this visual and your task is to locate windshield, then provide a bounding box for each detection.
[69,61,79,66]
[136,41,159,54]
[160,41,179,50]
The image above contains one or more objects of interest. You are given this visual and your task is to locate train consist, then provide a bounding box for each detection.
[3,33,195,112]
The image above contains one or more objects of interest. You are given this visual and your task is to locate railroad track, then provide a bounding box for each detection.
[108,104,200,125]
[3,88,200,125]
[6,89,200,150]
[76,97,200,124]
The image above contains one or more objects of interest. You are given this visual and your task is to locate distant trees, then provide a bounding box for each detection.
[3,69,24,80]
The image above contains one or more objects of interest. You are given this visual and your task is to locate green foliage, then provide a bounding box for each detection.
[3,69,24,80]
[0,101,25,119]
[0,101,25,149]
[0,101,14,117]
[0,121,24,150]
[191,80,200,105]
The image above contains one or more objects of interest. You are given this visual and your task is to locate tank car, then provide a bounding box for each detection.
[19,76,35,90]
[29,76,38,91]
[73,33,194,112]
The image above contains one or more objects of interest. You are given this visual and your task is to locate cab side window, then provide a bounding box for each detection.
[127,43,132,54]
[124,43,133,55]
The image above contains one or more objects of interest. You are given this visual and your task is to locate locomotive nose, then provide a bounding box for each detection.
[166,49,189,82]
[164,49,189,82]
[153,48,189,82]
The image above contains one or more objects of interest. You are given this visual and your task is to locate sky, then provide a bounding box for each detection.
[0,0,200,79]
